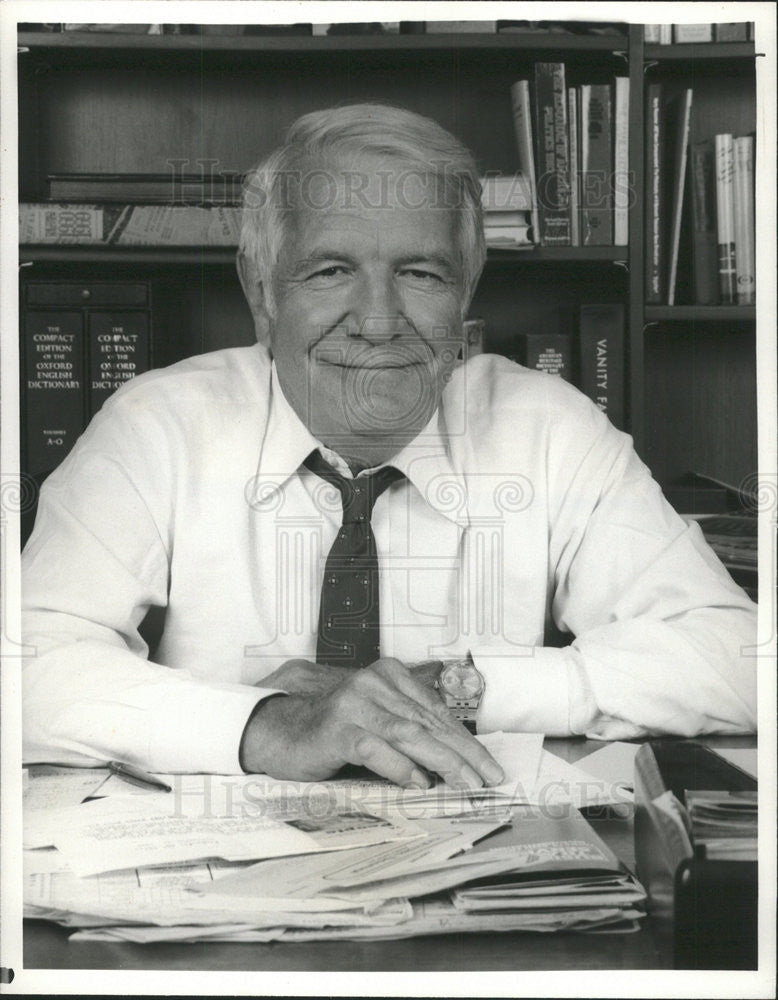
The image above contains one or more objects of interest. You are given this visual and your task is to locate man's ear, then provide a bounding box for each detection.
[237,251,272,347]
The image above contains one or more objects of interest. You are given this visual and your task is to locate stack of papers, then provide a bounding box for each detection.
[24,733,645,943]
[686,790,758,861]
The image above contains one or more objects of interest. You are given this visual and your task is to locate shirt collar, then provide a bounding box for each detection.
[250,361,468,527]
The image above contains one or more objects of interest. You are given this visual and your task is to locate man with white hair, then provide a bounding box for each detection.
[22,104,757,787]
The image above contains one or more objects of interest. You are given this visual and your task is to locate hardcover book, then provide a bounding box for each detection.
[534,63,572,246]
[579,83,613,246]
[644,84,665,302]
[579,304,625,430]
[689,141,720,305]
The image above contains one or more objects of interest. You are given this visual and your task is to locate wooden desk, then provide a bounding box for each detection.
[23,735,756,972]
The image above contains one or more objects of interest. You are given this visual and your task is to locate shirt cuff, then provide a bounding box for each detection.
[147,682,286,774]
[471,646,589,737]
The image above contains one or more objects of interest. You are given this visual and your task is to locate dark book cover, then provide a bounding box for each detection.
[88,311,151,417]
[23,311,85,477]
[714,23,748,42]
[580,84,613,246]
[514,332,573,382]
[534,63,571,246]
[645,83,664,303]
[689,140,720,305]
[578,304,625,430]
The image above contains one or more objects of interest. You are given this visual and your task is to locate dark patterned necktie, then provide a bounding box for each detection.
[304,450,404,669]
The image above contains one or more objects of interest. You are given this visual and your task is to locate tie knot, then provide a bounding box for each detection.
[304,451,403,523]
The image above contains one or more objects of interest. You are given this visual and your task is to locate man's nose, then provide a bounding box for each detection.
[353,273,408,345]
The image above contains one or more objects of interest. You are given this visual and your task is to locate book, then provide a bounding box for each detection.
[643,24,661,43]
[659,25,673,44]
[23,311,85,477]
[579,83,613,246]
[645,84,664,303]
[88,311,151,417]
[534,63,571,246]
[578,303,625,430]
[714,23,748,42]
[424,21,496,33]
[666,89,693,306]
[673,24,713,43]
[733,136,755,305]
[515,333,572,381]
[483,225,533,245]
[689,141,720,305]
[19,204,242,246]
[47,172,244,204]
[714,134,737,304]
[568,88,580,246]
[613,77,630,247]
[483,210,530,228]
[480,175,533,212]
[509,81,541,242]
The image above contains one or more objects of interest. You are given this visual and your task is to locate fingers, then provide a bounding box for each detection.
[371,659,504,786]
[341,660,504,790]
[346,727,432,790]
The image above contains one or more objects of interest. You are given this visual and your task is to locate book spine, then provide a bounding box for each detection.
[88,311,151,417]
[515,333,573,382]
[714,23,748,42]
[667,89,693,306]
[659,25,673,44]
[613,77,630,247]
[568,87,580,246]
[733,136,755,305]
[509,80,541,240]
[645,84,664,303]
[689,141,720,305]
[534,63,571,246]
[19,204,242,245]
[714,134,737,304]
[23,311,85,476]
[673,24,713,43]
[643,24,661,43]
[579,304,625,430]
[19,204,104,243]
[580,83,613,246]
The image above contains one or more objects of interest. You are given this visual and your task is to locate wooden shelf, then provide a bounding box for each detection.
[644,41,755,62]
[18,30,628,56]
[19,244,629,267]
[644,305,756,323]
[19,246,238,265]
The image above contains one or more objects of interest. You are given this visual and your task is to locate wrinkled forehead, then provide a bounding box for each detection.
[283,149,450,216]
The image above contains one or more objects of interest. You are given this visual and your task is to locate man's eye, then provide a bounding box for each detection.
[310,266,347,279]
[401,269,443,284]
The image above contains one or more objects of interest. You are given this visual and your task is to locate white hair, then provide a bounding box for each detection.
[238,103,486,313]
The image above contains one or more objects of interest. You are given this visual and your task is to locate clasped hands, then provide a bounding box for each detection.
[239,658,504,791]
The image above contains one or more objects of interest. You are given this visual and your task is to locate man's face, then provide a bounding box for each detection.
[267,153,466,465]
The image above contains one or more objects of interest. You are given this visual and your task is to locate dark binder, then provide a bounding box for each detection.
[634,740,757,969]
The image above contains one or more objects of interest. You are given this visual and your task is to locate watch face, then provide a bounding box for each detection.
[440,662,484,699]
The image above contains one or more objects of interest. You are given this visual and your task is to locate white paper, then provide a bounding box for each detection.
[48,792,423,877]
[532,750,635,809]
[714,747,758,778]
[574,742,640,788]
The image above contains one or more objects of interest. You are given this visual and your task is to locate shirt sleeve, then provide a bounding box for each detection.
[473,391,757,740]
[22,392,283,774]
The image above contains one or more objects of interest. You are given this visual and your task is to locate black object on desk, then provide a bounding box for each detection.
[634,740,757,970]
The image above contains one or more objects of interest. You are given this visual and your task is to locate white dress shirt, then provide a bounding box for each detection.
[22,345,757,773]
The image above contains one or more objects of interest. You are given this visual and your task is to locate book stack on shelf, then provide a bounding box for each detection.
[644,23,753,44]
[509,64,629,248]
[20,171,244,247]
[645,86,755,306]
[480,175,535,249]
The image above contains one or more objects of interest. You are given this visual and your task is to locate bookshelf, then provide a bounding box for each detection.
[17,22,759,515]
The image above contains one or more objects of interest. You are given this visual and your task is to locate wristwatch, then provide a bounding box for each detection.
[435,655,485,734]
